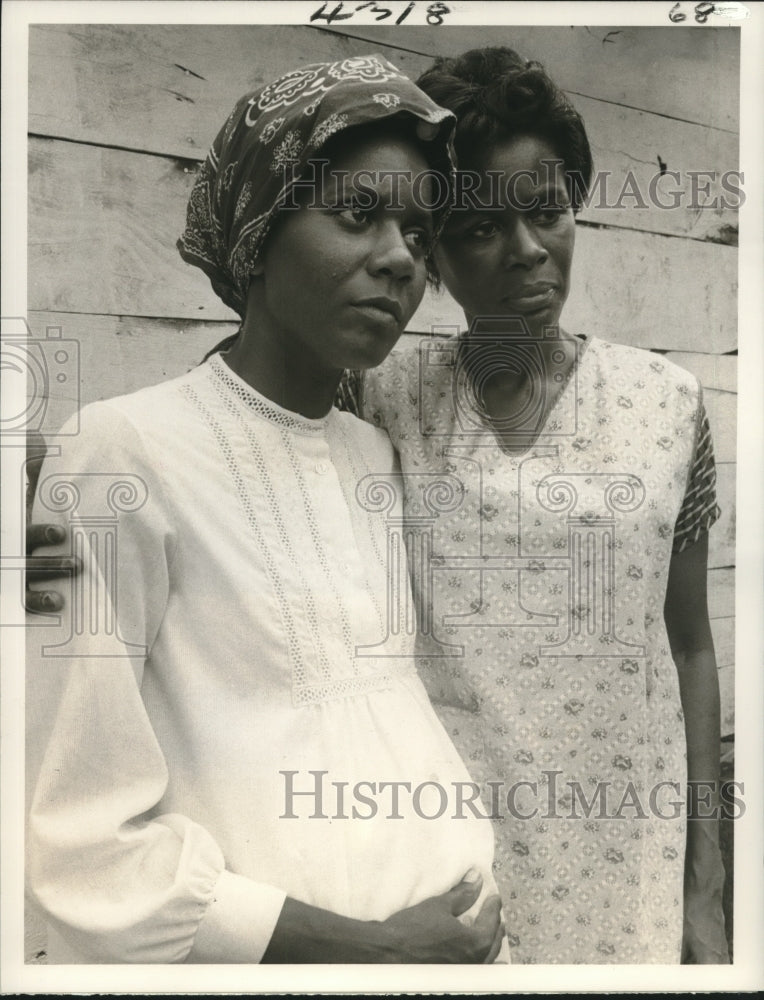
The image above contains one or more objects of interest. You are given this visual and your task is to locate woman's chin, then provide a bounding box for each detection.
[343,335,403,371]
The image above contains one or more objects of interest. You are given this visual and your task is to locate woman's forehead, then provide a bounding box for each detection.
[472,134,565,179]
[450,135,569,210]
[326,133,429,174]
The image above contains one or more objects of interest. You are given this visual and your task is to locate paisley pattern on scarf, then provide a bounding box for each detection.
[177,55,455,318]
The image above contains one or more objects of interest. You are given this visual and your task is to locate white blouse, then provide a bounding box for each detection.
[26,355,499,964]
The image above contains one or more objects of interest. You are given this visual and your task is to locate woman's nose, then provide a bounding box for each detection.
[368,222,416,281]
[503,219,548,268]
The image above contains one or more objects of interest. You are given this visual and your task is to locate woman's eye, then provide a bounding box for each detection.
[404,229,432,252]
[335,203,371,226]
[531,206,570,226]
[467,221,500,240]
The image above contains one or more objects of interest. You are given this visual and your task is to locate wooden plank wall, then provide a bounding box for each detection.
[28,23,737,737]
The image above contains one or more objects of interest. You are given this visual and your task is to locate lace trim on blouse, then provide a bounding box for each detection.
[184,360,415,707]
[209,352,330,435]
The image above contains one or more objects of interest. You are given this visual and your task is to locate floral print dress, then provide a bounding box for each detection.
[361,335,719,963]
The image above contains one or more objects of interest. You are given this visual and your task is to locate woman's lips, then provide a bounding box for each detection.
[352,296,404,325]
[501,286,556,313]
[352,303,400,328]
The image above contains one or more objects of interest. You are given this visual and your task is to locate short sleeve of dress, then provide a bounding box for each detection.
[672,395,722,554]
[334,369,361,416]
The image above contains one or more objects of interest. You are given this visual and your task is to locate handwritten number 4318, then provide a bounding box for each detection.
[311,2,450,25]
[668,2,718,22]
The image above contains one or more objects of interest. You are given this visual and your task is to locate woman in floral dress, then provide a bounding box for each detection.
[356,47,729,964]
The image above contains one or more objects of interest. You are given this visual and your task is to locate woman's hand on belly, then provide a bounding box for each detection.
[378,869,504,964]
[262,869,504,963]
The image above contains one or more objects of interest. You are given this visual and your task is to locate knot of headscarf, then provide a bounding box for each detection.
[177,54,456,318]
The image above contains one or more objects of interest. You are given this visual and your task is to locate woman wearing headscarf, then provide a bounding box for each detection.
[354,47,728,964]
[25,56,506,965]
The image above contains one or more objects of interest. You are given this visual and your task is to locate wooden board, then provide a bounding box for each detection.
[28,26,739,245]
[320,25,740,133]
[664,351,737,393]
[711,616,735,670]
[707,567,735,619]
[700,388,737,466]
[28,23,433,159]
[708,463,735,570]
[29,24,739,154]
[28,138,234,321]
[29,137,738,354]
[718,662,735,735]
[572,94,739,243]
[564,226,737,353]
[26,312,236,429]
[711,610,735,737]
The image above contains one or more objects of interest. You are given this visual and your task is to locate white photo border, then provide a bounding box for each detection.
[2,0,762,993]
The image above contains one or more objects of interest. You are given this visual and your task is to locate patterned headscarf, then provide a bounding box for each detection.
[177,54,456,318]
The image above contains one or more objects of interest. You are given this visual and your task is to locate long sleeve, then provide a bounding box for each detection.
[26,402,285,963]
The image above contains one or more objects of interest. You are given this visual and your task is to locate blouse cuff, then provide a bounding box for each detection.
[187,869,286,963]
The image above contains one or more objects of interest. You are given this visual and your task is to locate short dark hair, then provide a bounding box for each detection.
[416,46,593,211]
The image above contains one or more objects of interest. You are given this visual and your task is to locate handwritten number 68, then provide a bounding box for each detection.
[669,2,717,23]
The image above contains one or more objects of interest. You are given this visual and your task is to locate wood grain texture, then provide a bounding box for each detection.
[28,23,432,159]
[664,351,737,393]
[700,388,737,466]
[28,26,739,245]
[707,567,735,620]
[28,138,232,321]
[29,137,738,354]
[572,94,739,243]
[711,617,735,671]
[709,463,735,570]
[23,22,740,963]
[320,24,740,133]
[27,312,235,429]
[718,662,735,735]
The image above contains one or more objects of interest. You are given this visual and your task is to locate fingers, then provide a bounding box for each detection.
[473,892,502,931]
[473,893,503,964]
[25,432,49,502]
[27,523,66,554]
[26,556,80,582]
[445,868,483,916]
[26,431,48,461]
[482,920,506,964]
[25,589,64,615]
